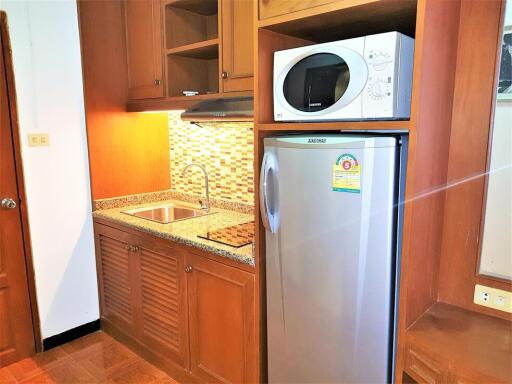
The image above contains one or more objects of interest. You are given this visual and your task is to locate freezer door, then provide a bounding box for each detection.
[265,135,398,383]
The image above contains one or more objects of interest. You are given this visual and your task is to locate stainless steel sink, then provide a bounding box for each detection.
[122,204,214,224]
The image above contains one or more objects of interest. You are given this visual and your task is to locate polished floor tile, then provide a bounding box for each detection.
[0,331,179,384]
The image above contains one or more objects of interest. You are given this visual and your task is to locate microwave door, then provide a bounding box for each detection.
[284,53,349,113]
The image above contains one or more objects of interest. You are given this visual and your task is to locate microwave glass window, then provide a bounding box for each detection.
[283,53,350,112]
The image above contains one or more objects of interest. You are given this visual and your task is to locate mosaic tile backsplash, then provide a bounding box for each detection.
[168,111,254,205]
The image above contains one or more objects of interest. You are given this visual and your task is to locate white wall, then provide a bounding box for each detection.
[0,0,99,339]
[480,101,512,280]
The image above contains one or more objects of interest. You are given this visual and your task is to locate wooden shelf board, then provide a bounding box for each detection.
[166,38,219,59]
[127,91,253,112]
[405,302,512,383]
[165,0,217,16]
[258,0,416,42]
[256,120,409,132]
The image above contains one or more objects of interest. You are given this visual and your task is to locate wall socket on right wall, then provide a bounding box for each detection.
[474,284,512,313]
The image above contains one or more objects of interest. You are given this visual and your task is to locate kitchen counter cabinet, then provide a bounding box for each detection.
[93,199,255,266]
[94,221,256,383]
[187,252,256,383]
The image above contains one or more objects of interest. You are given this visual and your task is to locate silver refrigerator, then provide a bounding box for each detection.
[261,134,405,383]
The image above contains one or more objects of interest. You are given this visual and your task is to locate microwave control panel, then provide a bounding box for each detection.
[362,32,414,119]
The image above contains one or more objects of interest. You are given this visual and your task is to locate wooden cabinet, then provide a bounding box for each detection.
[123,0,164,99]
[220,0,254,92]
[96,227,136,334]
[404,345,448,384]
[135,237,189,369]
[186,252,256,383]
[94,221,256,383]
[125,0,254,108]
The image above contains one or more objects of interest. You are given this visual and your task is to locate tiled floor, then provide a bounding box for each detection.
[0,331,179,383]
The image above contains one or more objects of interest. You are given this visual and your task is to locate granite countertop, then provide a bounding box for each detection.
[93,199,255,267]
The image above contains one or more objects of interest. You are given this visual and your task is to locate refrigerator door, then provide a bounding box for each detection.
[264,135,398,383]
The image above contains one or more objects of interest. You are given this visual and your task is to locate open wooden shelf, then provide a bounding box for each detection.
[126,91,253,112]
[164,2,218,50]
[258,0,417,42]
[256,120,410,132]
[405,302,512,383]
[166,38,218,59]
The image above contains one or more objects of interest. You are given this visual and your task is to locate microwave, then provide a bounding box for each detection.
[273,32,414,121]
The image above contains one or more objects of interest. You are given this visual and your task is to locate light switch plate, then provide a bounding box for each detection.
[28,133,50,147]
[474,284,512,313]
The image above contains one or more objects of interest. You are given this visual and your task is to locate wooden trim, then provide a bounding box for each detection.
[0,11,42,353]
[126,90,253,112]
[257,121,409,132]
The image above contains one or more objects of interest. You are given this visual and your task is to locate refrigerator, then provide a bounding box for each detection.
[261,134,406,383]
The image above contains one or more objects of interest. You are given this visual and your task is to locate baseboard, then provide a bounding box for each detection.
[42,319,100,351]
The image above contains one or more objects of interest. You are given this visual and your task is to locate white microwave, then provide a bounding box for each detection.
[273,32,414,122]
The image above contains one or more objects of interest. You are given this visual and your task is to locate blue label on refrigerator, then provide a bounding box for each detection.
[332,154,361,193]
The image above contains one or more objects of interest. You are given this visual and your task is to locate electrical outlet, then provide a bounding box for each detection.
[28,133,50,147]
[474,284,512,313]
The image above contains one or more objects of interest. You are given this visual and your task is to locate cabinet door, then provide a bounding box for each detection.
[220,0,254,92]
[95,225,136,334]
[135,239,189,369]
[124,0,164,99]
[187,253,256,383]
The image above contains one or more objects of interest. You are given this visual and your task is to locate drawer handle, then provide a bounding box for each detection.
[185,265,193,273]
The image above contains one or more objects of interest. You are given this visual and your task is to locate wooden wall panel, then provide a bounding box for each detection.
[397,0,461,329]
[78,0,170,200]
[394,0,462,381]
[437,0,511,320]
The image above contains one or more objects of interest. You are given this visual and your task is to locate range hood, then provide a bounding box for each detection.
[181,97,253,122]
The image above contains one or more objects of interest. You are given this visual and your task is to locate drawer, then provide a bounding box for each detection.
[259,0,340,20]
[404,345,448,384]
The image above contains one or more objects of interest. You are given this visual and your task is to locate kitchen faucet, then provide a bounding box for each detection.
[181,163,210,212]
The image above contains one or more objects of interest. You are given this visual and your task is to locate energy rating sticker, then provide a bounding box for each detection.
[332,153,361,193]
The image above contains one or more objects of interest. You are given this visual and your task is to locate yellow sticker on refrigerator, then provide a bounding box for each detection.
[332,154,361,193]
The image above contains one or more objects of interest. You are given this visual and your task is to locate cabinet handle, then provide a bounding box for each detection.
[221,71,228,79]
[126,245,140,252]
[154,79,161,86]
[185,265,193,273]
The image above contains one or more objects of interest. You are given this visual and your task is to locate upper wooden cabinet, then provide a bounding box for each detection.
[220,0,254,92]
[124,0,254,107]
[124,0,164,99]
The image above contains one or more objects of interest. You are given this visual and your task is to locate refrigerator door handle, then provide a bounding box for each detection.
[260,152,278,233]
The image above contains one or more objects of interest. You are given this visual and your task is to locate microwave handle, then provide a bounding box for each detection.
[259,152,278,233]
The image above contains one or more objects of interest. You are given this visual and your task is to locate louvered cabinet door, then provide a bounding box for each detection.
[95,225,135,334]
[136,241,188,369]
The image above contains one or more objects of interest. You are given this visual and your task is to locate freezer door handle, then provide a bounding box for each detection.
[260,152,279,233]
